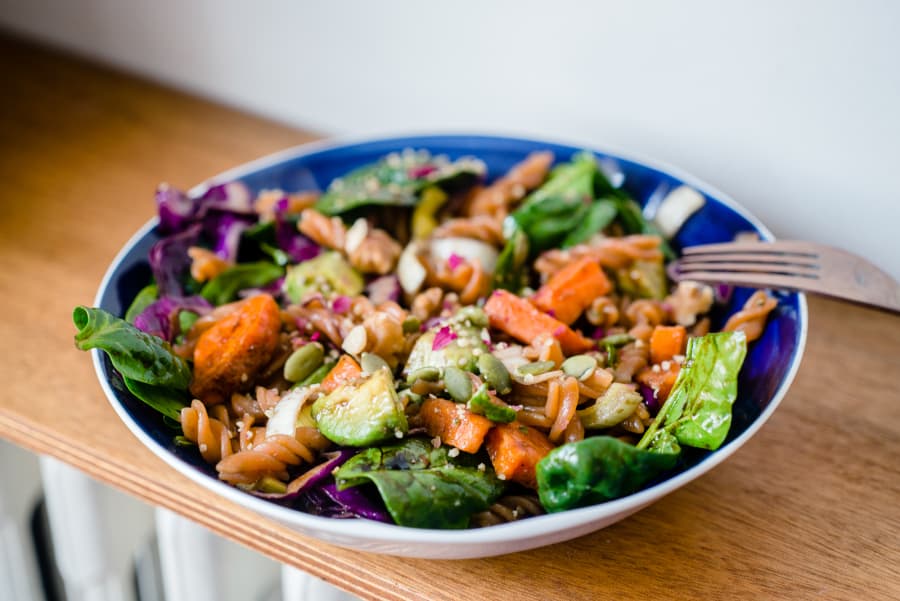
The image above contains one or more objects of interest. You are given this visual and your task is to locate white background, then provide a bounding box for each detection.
[2,0,898,278]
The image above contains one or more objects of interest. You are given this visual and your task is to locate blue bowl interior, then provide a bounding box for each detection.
[97,135,803,491]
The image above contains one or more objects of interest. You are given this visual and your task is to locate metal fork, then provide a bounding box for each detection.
[671,240,900,313]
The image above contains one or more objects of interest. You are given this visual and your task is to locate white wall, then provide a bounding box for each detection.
[2,0,898,278]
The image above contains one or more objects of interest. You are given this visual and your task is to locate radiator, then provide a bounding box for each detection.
[0,440,359,601]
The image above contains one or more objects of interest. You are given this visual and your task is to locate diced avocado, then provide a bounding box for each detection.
[615,258,667,300]
[467,384,516,423]
[403,307,489,375]
[311,369,407,446]
[283,251,364,303]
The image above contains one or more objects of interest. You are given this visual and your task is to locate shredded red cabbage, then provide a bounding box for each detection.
[133,295,212,341]
[149,224,201,297]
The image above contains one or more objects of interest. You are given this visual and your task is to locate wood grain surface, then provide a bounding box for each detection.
[1,34,898,601]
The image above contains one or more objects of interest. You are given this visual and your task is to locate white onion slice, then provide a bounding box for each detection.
[430,237,499,274]
[653,185,705,238]
[266,388,313,437]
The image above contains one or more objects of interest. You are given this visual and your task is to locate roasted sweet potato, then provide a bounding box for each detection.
[532,257,611,325]
[484,290,594,355]
[190,294,281,405]
[419,398,493,454]
[319,354,363,394]
[485,422,555,489]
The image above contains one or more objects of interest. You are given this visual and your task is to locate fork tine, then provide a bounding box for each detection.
[676,261,821,277]
[682,241,819,258]
[671,270,826,292]
[678,253,820,269]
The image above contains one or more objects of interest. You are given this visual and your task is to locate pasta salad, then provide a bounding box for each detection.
[74,148,777,529]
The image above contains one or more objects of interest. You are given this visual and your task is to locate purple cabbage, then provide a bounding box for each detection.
[156,181,254,235]
[133,295,212,342]
[275,216,320,263]
[204,211,254,261]
[149,224,201,297]
[320,482,392,523]
[250,449,356,501]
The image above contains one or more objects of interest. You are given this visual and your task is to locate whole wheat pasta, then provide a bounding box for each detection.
[431,215,506,247]
[470,494,545,527]
[180,399,234,465]
[464,151,554,218]
[724,290,777,342]
[535,234,663,280]
[216,428,329,486]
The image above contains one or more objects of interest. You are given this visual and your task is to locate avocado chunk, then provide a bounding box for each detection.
[311,369,407,446]
[283,251,364,303]
[403,307,489,375]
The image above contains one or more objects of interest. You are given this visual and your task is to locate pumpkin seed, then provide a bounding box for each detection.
[443,366,473,402]
[360,352,391,375]
[562,354,598,380]
[478,353,511,394]
[283,343,325,383]
[517,360,556,376]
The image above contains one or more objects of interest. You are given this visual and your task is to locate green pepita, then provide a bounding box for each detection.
[598,333,635,347]
[443,366,473,402]
[562,354,598,380]
[406,366,442,385]
[402,316,422,334]
[478,353,511,394]
[517,360,557,376]
[360,352,391,375]
[283,343,325,383]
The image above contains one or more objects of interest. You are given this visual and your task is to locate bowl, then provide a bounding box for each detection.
[91,134,807,558]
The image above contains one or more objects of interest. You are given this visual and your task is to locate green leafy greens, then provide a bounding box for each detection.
[536,436,679,512]
[335,438,504,528]
[638,331,748,452]
[72,306,191,420]
[200,261,283,305]
[315,152,486,216]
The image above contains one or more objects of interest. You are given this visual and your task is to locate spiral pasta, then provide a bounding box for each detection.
[724,290,777,342]
[464,151,554,219]
[216,427,330,486]
[470,494,545,527]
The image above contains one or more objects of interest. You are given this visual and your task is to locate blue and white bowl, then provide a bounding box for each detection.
[92,134,807,558]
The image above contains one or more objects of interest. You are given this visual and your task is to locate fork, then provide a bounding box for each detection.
[670,240,900,313]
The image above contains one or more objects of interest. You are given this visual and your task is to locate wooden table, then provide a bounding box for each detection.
[1,34,898,601]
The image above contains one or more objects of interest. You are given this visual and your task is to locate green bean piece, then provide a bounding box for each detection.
[477,353,511,394]
[283,343,325,383]
[443,366,473,402]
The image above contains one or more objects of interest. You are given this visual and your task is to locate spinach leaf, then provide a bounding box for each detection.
[561,199,617,248]
[200,261,283,305]
[125,284,158,324]
[492,224,529,292]
[315,152,485,216]
[73,306,191,390]
[609,192,676,260]
[510,151,597,253]
[335,438,504,529]
[536,436,679,512]
[637,331,748,452]
[122,377,189,421]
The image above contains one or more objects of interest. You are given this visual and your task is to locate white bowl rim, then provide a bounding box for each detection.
[91,131,808,554]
